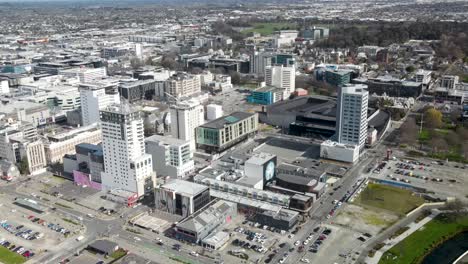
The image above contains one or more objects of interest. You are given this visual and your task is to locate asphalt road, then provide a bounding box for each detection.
[284,130,393,264]
[0,181,214,264]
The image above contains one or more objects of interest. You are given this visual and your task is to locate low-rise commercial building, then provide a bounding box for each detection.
[59,67,107,83]
[145,135,194,178]
[0,122,46,175]
[43,124,102,164]
[353,76,422,98]
[63,143,104,190]
[325,70,351,87]
[174,200,237,243]
[0,100,51,127]
[247,86,284,105]
[155,179,210,218]
[119,79,159,102]
[253,208,299,230]
[196,112,258,153]
[320,140,360,163]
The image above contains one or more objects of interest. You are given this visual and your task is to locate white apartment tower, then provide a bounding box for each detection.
[145,135,194,178]
[79,83,120,126]
[170,99,204,150]
[265,64,296,96]
[100,104,155,197]
[336,84,369,150]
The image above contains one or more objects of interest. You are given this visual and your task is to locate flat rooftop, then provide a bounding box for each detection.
[145,134,189,147]
[160,179,207,197]
[200,112,255,129]
[177,200,236,233]
[267,96,337,118]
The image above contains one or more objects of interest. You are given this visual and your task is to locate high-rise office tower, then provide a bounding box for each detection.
[336,84,368,150]
[265,64,296,96]
[79,83,120,126]
[170,99,204,150]
[100,104,155,197]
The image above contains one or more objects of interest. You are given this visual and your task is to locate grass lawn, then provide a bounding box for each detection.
[242,22,297,36]
[354,183,425,215]
[110,248,127,259]
[0,246,27,264]
[418,129,430,141]
[379,214,468,264]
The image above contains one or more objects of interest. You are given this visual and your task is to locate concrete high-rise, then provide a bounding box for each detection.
[79,82,120,126]
[100,104,155,197]
[336,84,368,150]
[166,73,201,99]
[265,64,296,96]
[170,99,204,150]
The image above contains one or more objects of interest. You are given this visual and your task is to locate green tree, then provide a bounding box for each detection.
[405,65,416,73]
[424,108,443,129]
[229,71,242,85]
[18,158,29,175]
[130,57,143,69]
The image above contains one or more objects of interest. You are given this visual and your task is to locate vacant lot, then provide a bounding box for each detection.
[354,183,425,215]
[379,214,468,264]
[0,246,26,264]
[335,204,399,235]
[242,22,297,36]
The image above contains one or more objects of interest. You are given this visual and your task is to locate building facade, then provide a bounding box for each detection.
[170,99,204,150]
[325,70,351,87]
[166,73,201,99]
[175,200,237,243]
[119,79,158,102]
[145,135,194,178]
[43,124,102,164]
[79,83,120,126]
[265,65,295,96]
[440,75,459,90]
[154,179,210,218]
[59,67,107,83]
[196,112,258,153]
[247,86,284,105]
[336,85,369,150]
[100,105,155,197]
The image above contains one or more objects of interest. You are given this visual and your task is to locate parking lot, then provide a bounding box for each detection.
[370,156,468,201]
[0,197,81,263]
[301,225,365,264]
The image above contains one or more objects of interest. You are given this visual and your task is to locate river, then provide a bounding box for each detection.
[422,231,468,264]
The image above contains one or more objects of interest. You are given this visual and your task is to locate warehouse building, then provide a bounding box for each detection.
[175,200,237,243]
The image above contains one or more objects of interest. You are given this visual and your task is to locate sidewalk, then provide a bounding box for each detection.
[365,211,440,264]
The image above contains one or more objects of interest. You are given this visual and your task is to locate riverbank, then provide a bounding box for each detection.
[421,231,468,264]
[379,213,468,264]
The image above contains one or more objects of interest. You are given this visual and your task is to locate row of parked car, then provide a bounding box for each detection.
[0,220,43,240]
[234,227,268,245]
[309,228,332,253]
[0,238,35,258]
[26,215,71,236]
[231,238,267,253]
